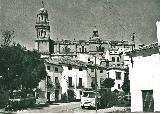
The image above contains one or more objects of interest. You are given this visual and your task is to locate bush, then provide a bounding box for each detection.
[111,91,130,107]
[0,89,9,108]
[67,90,76,102]
[61,93,68,103]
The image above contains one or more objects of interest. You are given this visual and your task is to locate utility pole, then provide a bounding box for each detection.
[95,56,98,113]
[45,75,48,102]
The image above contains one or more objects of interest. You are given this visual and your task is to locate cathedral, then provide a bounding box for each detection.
[35,3,136,102]
[34,4,135,57]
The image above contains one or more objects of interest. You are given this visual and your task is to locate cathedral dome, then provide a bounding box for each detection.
[37,7,48,14]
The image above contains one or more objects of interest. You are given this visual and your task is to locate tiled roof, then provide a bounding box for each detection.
[106,65,126,70]
[45,57,87,67]
[45,57,107,69]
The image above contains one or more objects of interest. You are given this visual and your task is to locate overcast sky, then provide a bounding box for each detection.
[1,0,160,50]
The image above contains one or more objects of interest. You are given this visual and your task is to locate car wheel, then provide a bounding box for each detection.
[81,106,85,109]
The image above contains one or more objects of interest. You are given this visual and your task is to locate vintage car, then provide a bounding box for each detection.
[80,91,101,109]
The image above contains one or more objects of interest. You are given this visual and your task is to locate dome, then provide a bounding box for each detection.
[39,8,45,11]
[37,7,48,14]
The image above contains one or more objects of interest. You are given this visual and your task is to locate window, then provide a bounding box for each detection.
[117,57,120,62]
[118,84,121,89]
[55,77,58,83]
[79,68,83,71]
[91,77,95,89]
[91,68,94,72]
[100,78,104,85]
[79,48,81,52]
[68,77,72,87]
[79,78,82,87]
[55,67,58,72]
[41,30,43,36]
[47,66,50,70]
[100,70,103,73]
[44,31,46,36]
[116,72,121,80]
[107,72,109,78]
[112,57,115,62]
[117,64,120,66]
[68,66,72,70]
[80,91,82,95]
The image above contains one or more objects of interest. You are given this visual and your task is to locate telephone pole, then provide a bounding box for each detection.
[95,56,98,113]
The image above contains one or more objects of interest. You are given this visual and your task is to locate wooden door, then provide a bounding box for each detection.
[55,90,59,102]
[47,92,50,102]
[142,90,154,112]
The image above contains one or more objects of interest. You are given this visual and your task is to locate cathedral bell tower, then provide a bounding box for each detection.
[35,1,52,53]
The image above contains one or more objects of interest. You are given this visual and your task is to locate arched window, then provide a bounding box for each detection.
[41,15,43,21]
[39,16,40,22]
[41,30,43,36]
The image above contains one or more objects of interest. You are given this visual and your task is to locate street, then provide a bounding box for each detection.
[13,102,130,113]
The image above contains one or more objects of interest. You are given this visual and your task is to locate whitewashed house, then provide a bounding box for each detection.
[38,57,93,102]
[126,22,160,112]
[106,66,126,91]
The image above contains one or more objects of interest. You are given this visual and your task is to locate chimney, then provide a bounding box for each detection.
[156,21,160,45]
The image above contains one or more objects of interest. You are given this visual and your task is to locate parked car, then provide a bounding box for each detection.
[5,90,36,111]
[80,91,101,109]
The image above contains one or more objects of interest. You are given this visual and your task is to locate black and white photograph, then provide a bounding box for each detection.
[0,0,160,113]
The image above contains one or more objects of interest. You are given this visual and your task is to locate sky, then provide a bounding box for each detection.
[1,0,160,50]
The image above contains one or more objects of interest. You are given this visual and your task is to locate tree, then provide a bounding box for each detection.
[0,43,47,91]
[121,75,130,93]
[102,78,115,88]
[1,30,14,47]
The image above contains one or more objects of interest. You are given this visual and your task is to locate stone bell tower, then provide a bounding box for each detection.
[35,1,53,53]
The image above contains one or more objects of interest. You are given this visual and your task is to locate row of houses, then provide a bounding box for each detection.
[37,54,127,102]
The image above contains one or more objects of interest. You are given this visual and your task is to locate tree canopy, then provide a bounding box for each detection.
[0,30,47,91]
[101,78,115,88]
[121,74,130,93]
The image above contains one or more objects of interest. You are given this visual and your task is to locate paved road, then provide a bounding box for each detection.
[15,102,130,113]
[25,102,81,113]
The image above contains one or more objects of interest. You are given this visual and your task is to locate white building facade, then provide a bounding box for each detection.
[127,21,160,112]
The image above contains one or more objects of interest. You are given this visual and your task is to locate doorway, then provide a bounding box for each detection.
[142,90,154,112]
[47,92,50,102]
[55,90,59,102]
